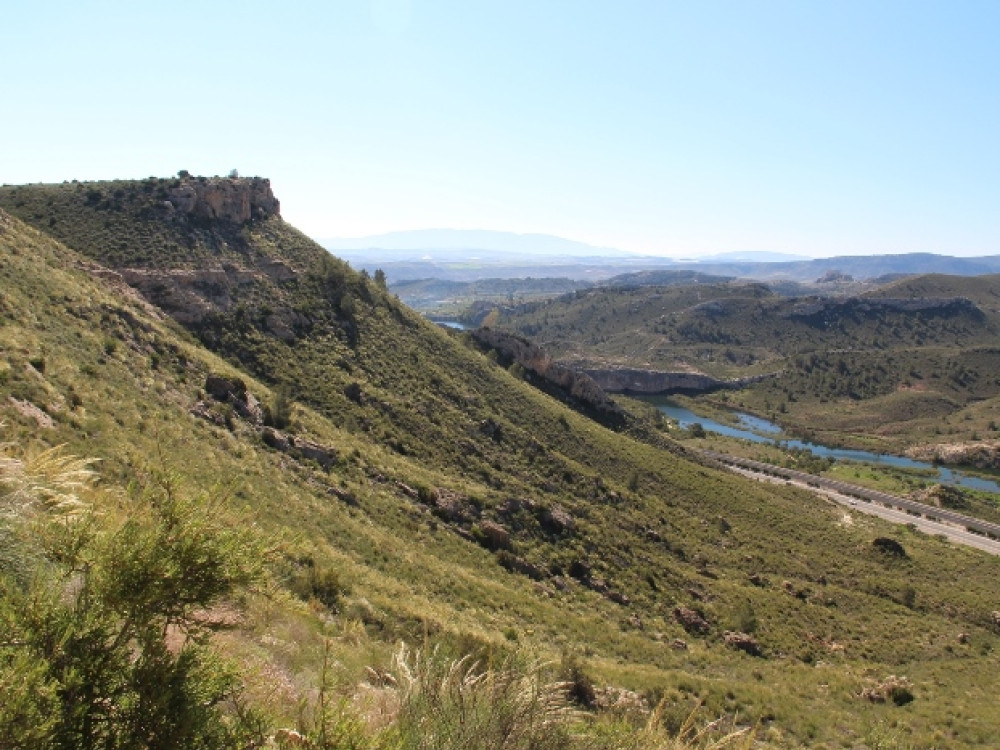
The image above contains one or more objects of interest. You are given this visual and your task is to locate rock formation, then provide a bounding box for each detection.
[584,367,772,395]
[192,374,337,469]
[673,606,710,634]
[166,176,279,224]
[906,440,1000,470]
[723,630,762,656]
[471,328,627,427]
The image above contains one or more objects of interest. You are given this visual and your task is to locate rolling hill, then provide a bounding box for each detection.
[3,178,1000,747]
[492,278,1000,455]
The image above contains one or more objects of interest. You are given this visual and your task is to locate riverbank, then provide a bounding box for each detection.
[636,396,1000,527]
[716,454,1000,557]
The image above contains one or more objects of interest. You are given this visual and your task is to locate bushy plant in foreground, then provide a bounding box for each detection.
[0,442,266,749]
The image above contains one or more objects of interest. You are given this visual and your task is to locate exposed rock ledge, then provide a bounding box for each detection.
[585,367,773,395]
[165,176,279,224]
[191,374,337,469]
[470,328,627,428]
[118,261,299,325]
[906,441,1000,470]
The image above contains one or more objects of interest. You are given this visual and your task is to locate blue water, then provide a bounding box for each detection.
[649,398,1000,494]
[430,319,468,330]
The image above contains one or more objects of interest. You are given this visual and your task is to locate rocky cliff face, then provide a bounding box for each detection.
[471,328,627,428]
[585,367,773,394]
[166,177,280,224]
[116,260,302,329]
[906,440,1000,470]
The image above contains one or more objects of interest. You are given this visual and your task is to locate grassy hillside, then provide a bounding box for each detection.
[494,280,1000,454]
[4,184,1000,746]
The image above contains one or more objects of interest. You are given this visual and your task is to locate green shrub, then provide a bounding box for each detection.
[0,448,266,749]
[267,384,294,429]
[559,652,596,710]
[289,560,347,611]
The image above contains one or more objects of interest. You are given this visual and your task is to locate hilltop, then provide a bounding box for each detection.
[4,178,1000,747]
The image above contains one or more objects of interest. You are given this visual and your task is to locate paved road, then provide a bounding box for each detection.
[704,450,1000,557]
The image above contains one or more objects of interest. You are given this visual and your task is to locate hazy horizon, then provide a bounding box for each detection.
[319,228,997,262]
[5,2,999,258]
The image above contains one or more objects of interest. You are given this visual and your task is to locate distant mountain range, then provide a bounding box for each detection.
[677,250,812,263]
[321,229,628,261]
[322,230,1000,284]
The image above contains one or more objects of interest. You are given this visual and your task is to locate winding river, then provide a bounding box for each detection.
[430,319,468,330]
[646,397,1000,494]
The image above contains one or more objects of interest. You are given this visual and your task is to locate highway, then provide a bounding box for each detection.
[701,449,1000,556]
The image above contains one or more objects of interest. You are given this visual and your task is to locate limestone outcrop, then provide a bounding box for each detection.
[906,440,1000,470]
[166,176,279,224]
[118,261,300,325]
[673,606,710,634]
[584,367,771,395]
[471,328,627,427]
[192,374,337,469]
[723,630,762,656]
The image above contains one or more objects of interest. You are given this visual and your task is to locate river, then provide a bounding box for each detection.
[646,397,1000,494]
[429,319,468,330]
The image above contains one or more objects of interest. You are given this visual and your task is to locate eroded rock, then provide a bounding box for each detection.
[167,176,279,224]
[723,630,762,656]
[673,606,710,635]
[477,521,511,550]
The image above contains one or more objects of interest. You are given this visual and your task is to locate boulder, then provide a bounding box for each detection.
[496,552,545,580]
[606,590,631,606]
[204,374,263,424]
[478,521,511,550]
[861,676,914,706]
[673,606,710,635]
[431,489,476,524]
[205,374,246,401]
[540,504,575,534]
[261,427,291,452]
[260,427,336,469]
[723,631,762,656]
[569,559,592,581]
[292,436,337,469]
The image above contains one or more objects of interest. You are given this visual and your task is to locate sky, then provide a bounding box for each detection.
[3,1,999,258]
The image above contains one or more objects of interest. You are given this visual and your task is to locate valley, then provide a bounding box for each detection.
[3,177,1000,748]
[491,279,1000,459]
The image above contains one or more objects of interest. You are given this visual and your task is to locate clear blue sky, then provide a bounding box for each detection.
[4,1,998,257]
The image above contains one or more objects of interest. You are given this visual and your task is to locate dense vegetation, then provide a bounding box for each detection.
[3,182,1000,747]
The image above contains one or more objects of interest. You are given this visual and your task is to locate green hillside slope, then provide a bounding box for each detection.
[3,182,1000,746]
[494,280,1000,453]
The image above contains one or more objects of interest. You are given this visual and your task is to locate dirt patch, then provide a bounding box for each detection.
[8,397,54,428]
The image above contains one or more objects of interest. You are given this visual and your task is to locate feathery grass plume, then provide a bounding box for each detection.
[0,438,97,584]
[640,696,755,750]
[0,440,96,518]
[388,642,573,750]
